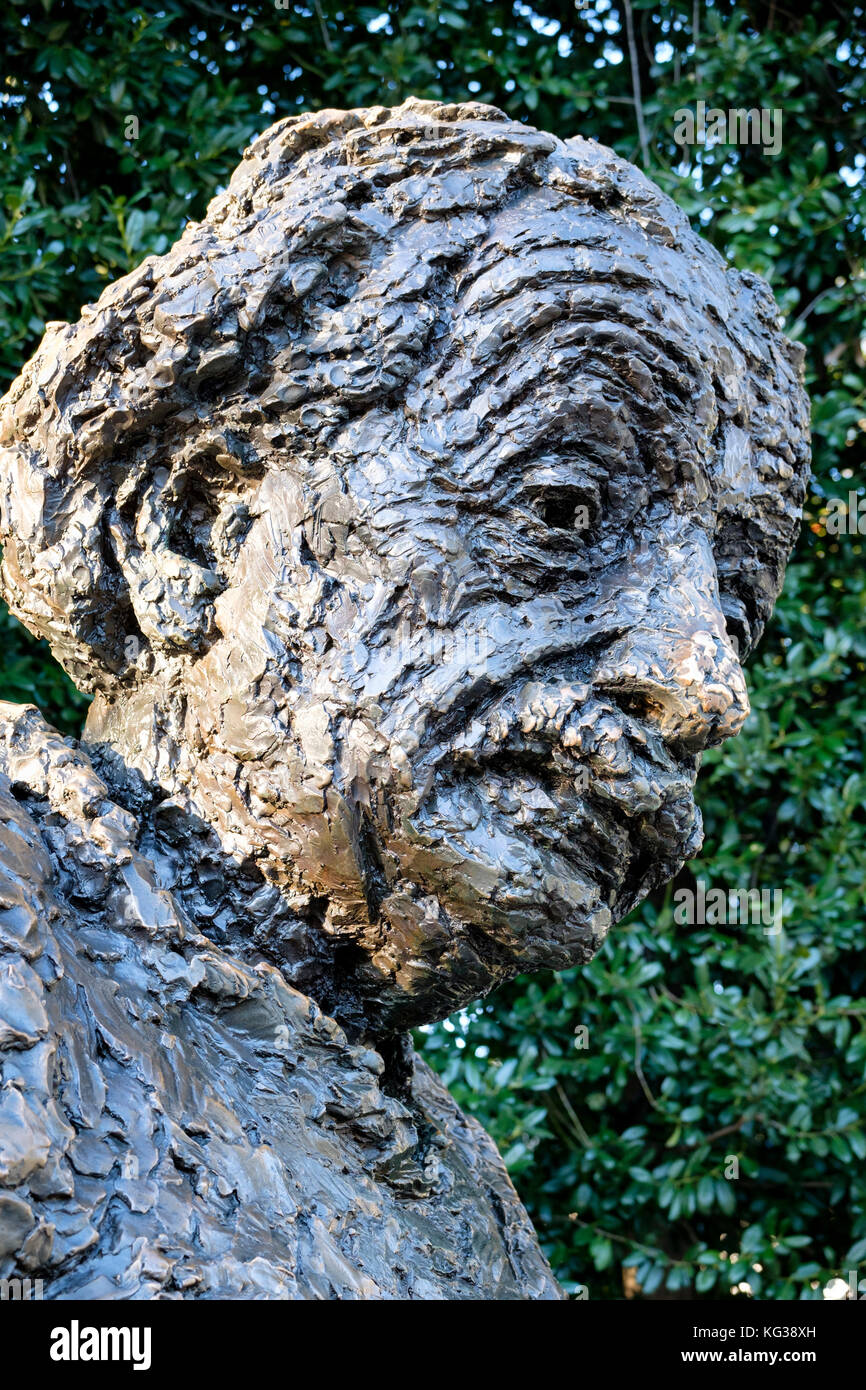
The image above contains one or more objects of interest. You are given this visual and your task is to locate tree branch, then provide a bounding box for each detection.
[623,0,650,167]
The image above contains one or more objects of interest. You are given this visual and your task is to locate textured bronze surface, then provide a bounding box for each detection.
[0,100,808,1298]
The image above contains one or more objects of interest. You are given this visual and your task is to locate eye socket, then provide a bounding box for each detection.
[535,486,596,535]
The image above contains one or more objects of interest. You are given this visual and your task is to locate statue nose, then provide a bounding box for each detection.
[593,627,750,753]
[590,532,750,754]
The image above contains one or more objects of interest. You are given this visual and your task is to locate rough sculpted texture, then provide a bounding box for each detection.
[0,704,556,1298]
[0,100,808,1298]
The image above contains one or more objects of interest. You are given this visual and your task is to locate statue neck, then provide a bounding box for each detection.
[81,687,371,1036]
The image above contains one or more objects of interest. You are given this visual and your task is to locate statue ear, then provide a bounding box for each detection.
[109,469,224,657]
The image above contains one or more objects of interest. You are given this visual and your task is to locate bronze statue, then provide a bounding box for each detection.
[0,100,809,1298]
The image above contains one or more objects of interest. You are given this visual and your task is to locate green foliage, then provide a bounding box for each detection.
[1,0,864,1297]
[0,606,90,733]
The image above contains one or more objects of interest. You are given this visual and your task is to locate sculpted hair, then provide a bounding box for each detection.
[0,98,809,693]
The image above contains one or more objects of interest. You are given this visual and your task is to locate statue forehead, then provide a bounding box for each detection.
[0,105,810,693]
[232,194,741,511]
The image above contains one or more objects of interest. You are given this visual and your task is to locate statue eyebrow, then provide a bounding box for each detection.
[463,338,696,436]
[461,246,657,315]
[415,290,701,422]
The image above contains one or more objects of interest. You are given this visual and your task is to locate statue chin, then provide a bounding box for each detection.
[358,774,702,1031]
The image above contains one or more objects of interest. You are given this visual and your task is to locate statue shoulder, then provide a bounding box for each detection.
[0,703,562,1299]
[0,702,146,1283]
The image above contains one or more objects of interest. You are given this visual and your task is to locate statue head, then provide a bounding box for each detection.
[0,100,809,1030]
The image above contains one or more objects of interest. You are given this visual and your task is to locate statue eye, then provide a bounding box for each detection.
[535,486,596,535]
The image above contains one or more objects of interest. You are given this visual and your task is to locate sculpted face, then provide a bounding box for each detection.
[0,102,809,1031]
[177,333,750,1028]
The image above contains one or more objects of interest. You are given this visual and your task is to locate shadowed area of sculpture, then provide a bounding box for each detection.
[0,99,808,1298]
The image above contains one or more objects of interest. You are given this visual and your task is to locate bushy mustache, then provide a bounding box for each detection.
[448,677,695,797]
